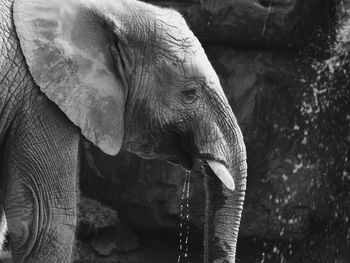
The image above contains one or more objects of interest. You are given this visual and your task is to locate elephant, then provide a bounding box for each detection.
[0,0,247,262]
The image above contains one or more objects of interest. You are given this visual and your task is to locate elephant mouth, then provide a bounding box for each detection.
[125,139,234,191]
[178,153,235,192]
[168,151,193,169]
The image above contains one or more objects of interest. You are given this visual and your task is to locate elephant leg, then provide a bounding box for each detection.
[0,207,9,258]
[2,92,80,262]
[0,209,11,261]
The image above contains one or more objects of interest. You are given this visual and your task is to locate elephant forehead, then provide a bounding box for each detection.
[182,53,221,84]
[155,11,199,54]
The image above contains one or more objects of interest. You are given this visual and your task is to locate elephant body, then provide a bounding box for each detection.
[0,0,247,262]
[1,1,80,261]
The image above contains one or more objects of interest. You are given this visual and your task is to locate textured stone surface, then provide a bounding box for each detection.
[78,196,139,257]
[79,197,119,232]
[81,47,328,240]
[91,225,139,255]
[82,147,202,229]
[144,0,328,48]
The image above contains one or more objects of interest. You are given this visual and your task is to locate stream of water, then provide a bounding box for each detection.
[177,170,191,263]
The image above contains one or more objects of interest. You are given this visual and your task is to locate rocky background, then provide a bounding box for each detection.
[76,0,350,262]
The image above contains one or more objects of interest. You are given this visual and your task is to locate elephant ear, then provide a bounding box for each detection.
[14,0,126,155]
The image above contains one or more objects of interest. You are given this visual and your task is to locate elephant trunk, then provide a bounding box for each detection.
[201,110,247,262]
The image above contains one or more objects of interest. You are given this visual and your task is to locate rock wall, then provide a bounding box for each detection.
[144,0,327,49]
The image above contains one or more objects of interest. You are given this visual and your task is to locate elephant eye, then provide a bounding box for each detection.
[181,88,199,104]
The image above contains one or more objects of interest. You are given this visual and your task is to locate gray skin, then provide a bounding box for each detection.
[0,0,247,262]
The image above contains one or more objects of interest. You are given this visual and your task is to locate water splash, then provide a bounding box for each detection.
[177,170,191,263]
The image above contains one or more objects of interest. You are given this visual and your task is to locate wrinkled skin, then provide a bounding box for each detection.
[0,0,247,262]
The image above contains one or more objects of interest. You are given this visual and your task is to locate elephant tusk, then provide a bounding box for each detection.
[207,160,235,191]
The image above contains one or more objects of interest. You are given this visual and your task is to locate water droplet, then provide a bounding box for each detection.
[177,170,191,263]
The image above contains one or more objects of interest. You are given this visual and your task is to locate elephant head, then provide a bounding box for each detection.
[14,0,247,261]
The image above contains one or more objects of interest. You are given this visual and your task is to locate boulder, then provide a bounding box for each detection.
[81,47,328,240]
[78,196,139,257]
[144,0,329,49]
[79,196,119,234]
